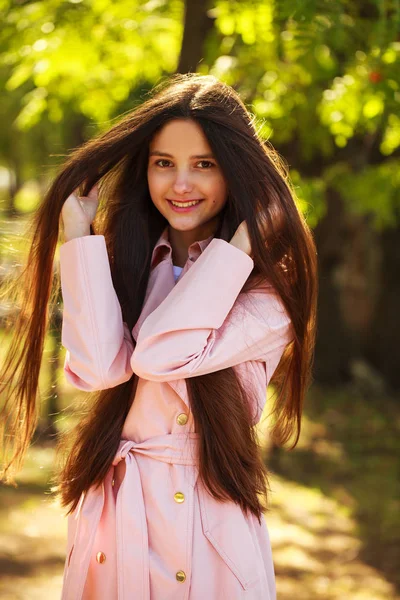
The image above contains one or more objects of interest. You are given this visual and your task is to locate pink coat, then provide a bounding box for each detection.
[58,225,293,600]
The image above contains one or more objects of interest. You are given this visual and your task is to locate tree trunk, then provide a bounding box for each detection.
[177,0,215,73]
[366,224,400,389]
[313,187,354,383]
[6,160,22,218]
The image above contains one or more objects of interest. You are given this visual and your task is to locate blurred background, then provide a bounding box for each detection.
[0,1,399,598]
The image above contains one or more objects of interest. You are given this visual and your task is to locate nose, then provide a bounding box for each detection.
[172,170,194,195]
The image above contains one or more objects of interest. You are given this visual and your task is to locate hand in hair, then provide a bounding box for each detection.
[229,221,253,257]
[230,200,285,259]
[61,183,99,242]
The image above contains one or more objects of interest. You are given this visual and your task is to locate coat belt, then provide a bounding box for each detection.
[61,432,201,600]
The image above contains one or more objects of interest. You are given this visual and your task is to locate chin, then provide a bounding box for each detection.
[167,219,204,231]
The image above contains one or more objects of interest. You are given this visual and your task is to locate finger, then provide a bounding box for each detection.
[87,183,99,200]
[68,191,81,202]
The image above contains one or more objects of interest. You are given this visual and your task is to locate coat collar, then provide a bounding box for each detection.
[133,225,217,348]
[133,220,229,404]
[150,225,215,270]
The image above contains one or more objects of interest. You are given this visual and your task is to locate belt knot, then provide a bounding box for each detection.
[112,439,136,465]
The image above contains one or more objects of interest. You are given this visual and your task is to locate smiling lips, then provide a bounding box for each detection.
[167,198,204,203]
[167,198,205,209]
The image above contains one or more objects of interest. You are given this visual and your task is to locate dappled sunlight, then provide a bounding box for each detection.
[255,383,400,599]
[266,476,397,599]
[1,433,398,599]
[0,478,67,599]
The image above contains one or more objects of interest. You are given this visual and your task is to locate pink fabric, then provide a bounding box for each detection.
[58,225,293,599]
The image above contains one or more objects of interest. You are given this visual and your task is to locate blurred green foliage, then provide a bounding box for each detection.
[2,0,182,125]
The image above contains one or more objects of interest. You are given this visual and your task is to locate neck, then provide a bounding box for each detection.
[168,219,219,267]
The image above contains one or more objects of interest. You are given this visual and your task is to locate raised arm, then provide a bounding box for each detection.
[131,238,293,383]
[59,235,134,391]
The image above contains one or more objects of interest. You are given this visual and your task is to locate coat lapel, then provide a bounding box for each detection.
[130,223,222,403]
[131,223,217,343]
[131,259,189,401]
[131,260,175,343]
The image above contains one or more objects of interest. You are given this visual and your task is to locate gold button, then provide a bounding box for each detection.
[176,413,188,426]
[176,570,186,582]
[174,492,185,503]
[96,552,106,564]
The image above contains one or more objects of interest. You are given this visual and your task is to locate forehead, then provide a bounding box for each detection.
[149,118,211,150]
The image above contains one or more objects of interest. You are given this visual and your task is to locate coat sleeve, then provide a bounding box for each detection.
[59,235,134,391]
[131,238,294,383]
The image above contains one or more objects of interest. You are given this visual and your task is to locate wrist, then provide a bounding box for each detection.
[63,228,91,242]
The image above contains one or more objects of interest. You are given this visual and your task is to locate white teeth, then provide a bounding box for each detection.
[170,200,201,208]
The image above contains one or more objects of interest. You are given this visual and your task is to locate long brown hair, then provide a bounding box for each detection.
[0,73,317,525]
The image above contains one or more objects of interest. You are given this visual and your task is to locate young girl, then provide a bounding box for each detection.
[0,73,317,599]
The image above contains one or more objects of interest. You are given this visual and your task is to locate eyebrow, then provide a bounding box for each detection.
[149,151,216,159]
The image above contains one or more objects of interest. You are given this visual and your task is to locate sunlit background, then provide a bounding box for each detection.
[0,1,399,599]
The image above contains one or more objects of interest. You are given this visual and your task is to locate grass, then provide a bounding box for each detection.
[266,382,400,598]
[0,446,67,600]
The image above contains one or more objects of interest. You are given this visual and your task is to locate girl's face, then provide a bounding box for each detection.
[147,118,228,234]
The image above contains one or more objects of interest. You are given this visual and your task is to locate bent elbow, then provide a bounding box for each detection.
[64,352,134,391]
[63,362,108,391]
[130,350,184,382]
[130,354,165,382]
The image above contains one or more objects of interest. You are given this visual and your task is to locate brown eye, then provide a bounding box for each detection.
[197,161,215,168]
[154,159,215,168]
[155,159,171,167]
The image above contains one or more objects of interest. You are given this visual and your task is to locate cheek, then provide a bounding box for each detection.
[147,177,163,209]
[211,176,228,206]
[148,170,167,197]
[205,172,226,195]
